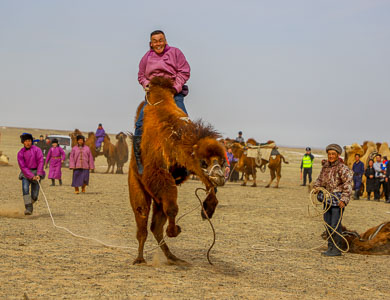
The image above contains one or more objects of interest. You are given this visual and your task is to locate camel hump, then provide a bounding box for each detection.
[150,76,174,89]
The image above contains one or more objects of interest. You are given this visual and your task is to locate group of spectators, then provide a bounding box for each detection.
[300,146,390,203]
[35,135,52,159]
[353,153,389,202]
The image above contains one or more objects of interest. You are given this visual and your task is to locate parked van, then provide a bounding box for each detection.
[47,135,72,167]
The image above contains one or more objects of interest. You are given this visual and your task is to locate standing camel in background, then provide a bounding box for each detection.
[85,132,99,173]
[69,129,83,148]
[115,132,129,174]
[103,135,117,174]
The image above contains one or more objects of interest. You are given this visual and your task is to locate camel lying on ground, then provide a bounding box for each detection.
[340,222,390,255]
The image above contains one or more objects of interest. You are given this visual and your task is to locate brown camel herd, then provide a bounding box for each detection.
[69,129,129,174]
[223,138,289,188]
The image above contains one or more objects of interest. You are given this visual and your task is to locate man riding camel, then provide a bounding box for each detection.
[134,30,191,174]
[313,144,353,257]
[95,123,105,153]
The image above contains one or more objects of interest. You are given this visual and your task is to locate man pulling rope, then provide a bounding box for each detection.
[312,143,353,256]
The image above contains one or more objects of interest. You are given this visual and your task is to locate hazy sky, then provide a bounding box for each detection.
[1,0,389,147]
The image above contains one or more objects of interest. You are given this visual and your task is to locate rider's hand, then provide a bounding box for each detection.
[33,175,40,181]
[338,201,345,208]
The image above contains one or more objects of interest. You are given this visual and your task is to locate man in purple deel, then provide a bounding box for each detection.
[17,133,45,215]
[95,123,105,152]
[134,30,191,175]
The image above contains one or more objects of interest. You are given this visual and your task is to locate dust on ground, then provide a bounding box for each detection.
[1,126,390,299]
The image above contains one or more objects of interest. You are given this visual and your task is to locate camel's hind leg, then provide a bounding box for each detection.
[274,165,281,188]
[129,173,151,264]
[251,168,257,187]
[151,201,184,263]
[241,172,249,186]
[265,168,276,188]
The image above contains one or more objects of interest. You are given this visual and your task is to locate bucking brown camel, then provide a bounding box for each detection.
[340,222,390,255]
[128,77,226,265]
[115,132,129,174]
[103,135,117,174]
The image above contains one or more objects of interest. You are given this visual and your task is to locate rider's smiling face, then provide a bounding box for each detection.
[150,33,167,54]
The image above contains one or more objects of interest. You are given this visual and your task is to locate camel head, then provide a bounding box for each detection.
[340,228,361,251]
[193,137,226,188]
[246,138,258,146]
[148,77,176,105]
[116,131,127,142]
[344,143,364,168]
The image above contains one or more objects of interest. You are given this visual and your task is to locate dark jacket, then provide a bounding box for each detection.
[365,166,376,192]
[352,161,365,176]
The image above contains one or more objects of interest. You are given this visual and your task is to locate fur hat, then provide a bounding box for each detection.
[76,135,85,141]
[20,133,33,143]
[51,138,59,144]
[326,144,342,154]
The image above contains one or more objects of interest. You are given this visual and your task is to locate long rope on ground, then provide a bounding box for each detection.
[37,181,212,256]
[252,187,350,253]
[195,187,217,265]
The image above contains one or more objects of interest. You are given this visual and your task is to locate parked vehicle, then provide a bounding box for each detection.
[47,135,72,167]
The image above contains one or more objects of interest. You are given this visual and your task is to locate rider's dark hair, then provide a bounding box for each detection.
[150,30,165,38]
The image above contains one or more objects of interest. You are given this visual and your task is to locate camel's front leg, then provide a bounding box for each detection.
[151,201,184,263]
[164,199,181,237]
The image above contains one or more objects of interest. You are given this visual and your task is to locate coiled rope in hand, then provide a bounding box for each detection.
[308,187,350,253]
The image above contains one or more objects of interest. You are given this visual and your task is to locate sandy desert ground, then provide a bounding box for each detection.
[1,126,390,299]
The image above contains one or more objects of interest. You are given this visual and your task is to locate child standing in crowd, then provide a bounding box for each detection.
[365,159,376,200]
[45,138,66,186]
[17,133,45,215]
[69,135,95,194]
[374,154,388,201]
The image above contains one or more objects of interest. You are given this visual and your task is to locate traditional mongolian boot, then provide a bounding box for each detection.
[321,241,333,256]
[81,184,86,193]
[23,195,33,215]
[323,233,342,257]
[74,187,80,194]
[59,179,62,186]
[353,190,359,200]
[133,136,144,175]
[50,179,55,186]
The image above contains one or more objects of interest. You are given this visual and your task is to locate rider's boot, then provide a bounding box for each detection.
[133,136,144,175]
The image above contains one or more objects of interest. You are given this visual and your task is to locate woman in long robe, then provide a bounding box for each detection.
[69,135,95,194]
[45,139,66,186]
